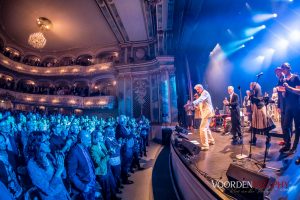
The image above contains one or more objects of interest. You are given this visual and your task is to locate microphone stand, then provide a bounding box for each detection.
[236,86,247,159]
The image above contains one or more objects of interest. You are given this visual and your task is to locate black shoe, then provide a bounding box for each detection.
[279,146,290,153]
[123,180,134,185]
[119,185,124,189]
[138,167,145,170]
[144,152,147,157]
[237,138,243,145]
[249,138,257,146]
[289,147,296,154]
[231,140,239,145]
[130,169,134,173]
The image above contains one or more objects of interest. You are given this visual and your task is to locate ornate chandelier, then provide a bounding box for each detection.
[28,32,46,49]
[28,17,52,49]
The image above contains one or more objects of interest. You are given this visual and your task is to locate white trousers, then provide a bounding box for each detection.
[199,118,215,148]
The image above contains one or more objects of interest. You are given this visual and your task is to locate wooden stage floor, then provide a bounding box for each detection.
[182,123,300,199]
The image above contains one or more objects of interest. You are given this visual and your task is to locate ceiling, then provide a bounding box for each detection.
[0,0,150,56]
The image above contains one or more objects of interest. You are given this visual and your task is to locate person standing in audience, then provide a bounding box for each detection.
[90,128,119,200]
[105,123,123,193]
[116,115,134,184]
[67,130,96,200]
[27,131,70,200]
[0,133,22,199]
[192,84,215,151]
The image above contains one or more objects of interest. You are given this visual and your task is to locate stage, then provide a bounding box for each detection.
[170,123,300,200]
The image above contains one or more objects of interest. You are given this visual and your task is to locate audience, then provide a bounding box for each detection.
[0,109,151,199]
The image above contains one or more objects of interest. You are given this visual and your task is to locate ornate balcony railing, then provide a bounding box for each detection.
[0,54,113,76]
[0,88,116,109]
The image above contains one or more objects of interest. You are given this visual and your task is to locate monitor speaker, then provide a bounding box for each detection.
[179,139,201,156]
[226,163,275,200]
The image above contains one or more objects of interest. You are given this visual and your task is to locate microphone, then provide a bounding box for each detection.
[256,72,263,77]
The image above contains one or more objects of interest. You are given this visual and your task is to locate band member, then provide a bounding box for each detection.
[271,87,279,122]
[280,63,300,153]
[243,90,252,126]
[249,82,275,145]
[275,66,287,146]
[223,86,242,145]
[184,100,194,130]
[193,93,201,130]
[192,84,215,151]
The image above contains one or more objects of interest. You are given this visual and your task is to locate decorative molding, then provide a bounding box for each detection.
[0,88,116,109]
[95,0,126,42]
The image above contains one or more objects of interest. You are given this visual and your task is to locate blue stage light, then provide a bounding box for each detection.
[252,14,277,23]
[244,25,266,37]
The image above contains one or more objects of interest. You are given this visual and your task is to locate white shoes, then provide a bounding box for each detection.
[200,147,209,151]
[209,141,215,145]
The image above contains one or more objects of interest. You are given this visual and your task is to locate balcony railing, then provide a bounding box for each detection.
[0,54,112,76]
[0,88,116,109]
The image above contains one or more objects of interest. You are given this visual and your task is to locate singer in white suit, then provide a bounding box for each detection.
[193,84,215,150]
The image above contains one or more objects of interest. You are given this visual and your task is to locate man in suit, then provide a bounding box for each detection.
[193,84,215,151]
[116,115,134,184]
[67,130,96,200]
[223,86,243,145]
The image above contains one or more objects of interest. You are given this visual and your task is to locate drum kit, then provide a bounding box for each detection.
[210,108,252,133]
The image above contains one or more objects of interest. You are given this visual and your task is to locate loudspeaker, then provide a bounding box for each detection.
[162,128,172,145]
[179,139,201,156]
[226,163,275,200]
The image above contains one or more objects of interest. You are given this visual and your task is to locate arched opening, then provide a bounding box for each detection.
[76,54,93,66]
[0,73,14,90]
[3,47,21,62]
[41,57,58,67]
[72,80,89,96]
[16,79,37,93]
[23,55,41,66]
[58,56,75,66]
[96,51,119,63]
[92,79,116,96]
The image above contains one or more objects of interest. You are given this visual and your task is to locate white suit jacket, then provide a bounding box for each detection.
[193,90,215,119]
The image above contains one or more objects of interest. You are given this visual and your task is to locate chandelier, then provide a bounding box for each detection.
[28,17,52,49]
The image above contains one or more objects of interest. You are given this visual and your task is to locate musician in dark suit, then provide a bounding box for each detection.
[223,86,242,145]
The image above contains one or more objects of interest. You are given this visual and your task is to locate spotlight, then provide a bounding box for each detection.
[252,13,277,23]
[250,36,254,40]
[241,44,245,48]
[244,25,266,37]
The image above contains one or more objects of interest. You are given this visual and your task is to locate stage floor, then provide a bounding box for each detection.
[184,123,300,199]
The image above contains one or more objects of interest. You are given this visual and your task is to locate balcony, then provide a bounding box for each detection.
[0,88,116,109]
[0,54,112,77]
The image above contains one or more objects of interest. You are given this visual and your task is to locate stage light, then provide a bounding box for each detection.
[252,14,277,23]
[244,25,266,37]
[228,36,254,48]
[289,30,300,42]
